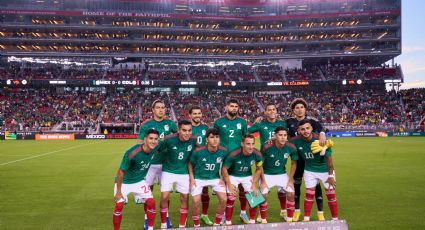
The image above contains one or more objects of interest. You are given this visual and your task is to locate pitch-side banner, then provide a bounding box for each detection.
[35,134,75,141]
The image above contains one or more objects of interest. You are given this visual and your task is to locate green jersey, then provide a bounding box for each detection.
[261,141,298,175]
[290,134,332,173]
[213,116,247,152]
[158,133,198,175]
[192,124,209,146]
[190,146,228,180]
[223,148,263,177]
[248,119,287,149]
[138,119,177,140]
[118,144,157,184]
[138,118,177,164]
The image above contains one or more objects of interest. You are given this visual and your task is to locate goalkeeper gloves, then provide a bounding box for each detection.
[311,140,334,156]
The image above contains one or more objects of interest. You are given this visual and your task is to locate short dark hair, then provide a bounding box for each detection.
[145,129,159,137]
[151,99,165,108]
[274,126,288,134]
[206,128,220,138]
[178,120,192,128]
[189,106,202,114]
[290,98,308,110]
[265,103,276,109]
[297,119,313,127]
[242,134,255,142]
[227,98,239,106]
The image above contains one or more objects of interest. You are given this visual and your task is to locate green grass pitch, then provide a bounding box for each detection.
[1,137,425,230]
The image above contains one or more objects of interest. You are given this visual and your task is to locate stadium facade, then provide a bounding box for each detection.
[2,0,420,135]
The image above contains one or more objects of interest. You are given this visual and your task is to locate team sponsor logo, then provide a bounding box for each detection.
[264,126,268,130]
[172,146,178,150]
[299,147,303,150]
[237,123,241,129]
[85,134,106,139]
[188,145,192,151]
[270,154,275,158]
[236,161,242,164]
[222,124,227,128]
[202,158,207,162]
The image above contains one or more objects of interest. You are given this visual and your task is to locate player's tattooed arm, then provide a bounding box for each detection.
[188,161,196,191]
[326,156,336,189]
[252,162,263,197]
[115,169,125,202]
[222,167,235,195]
[288,160,297,190]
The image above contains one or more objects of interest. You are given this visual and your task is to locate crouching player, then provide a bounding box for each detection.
[258,126,298,223]
[188,128,228,227]
[158,120,198,228]
[291,119,338,221]
[222,134,263,225]
[113,129,159,230]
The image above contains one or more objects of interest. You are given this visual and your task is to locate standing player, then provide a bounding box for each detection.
[222,134,263,225]
[286,98,327,221]
[189,106,214,225]
[248,103,289,220]
[291,119,338,221]
[249,103,287,149]
[258,126,297,223]
[113,129,159,230]
[138,100,177,228]
[158,120,198,228]
[188,128,228,227]
[213,99,250,223]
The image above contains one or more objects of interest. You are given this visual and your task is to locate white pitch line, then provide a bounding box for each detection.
[0,141,101,166]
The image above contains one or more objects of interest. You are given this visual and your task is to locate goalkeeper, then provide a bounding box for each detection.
[286,98,328,221]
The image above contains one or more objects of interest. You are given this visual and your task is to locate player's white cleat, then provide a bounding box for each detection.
[249,219,256,224]
[225,220,232,226]
[160,223,168,229]
[239,212,250,224]
[303,216,310,222]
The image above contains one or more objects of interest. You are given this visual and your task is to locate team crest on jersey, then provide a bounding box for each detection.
[284,153,289,159]
[250,160,255,165]
[237,123,241,129]
[202,130,206,135]
[216,157,222,163]
[188,145,192,151]
[164,125,169,131]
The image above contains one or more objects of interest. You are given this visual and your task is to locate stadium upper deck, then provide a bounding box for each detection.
[0,0,401,63]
